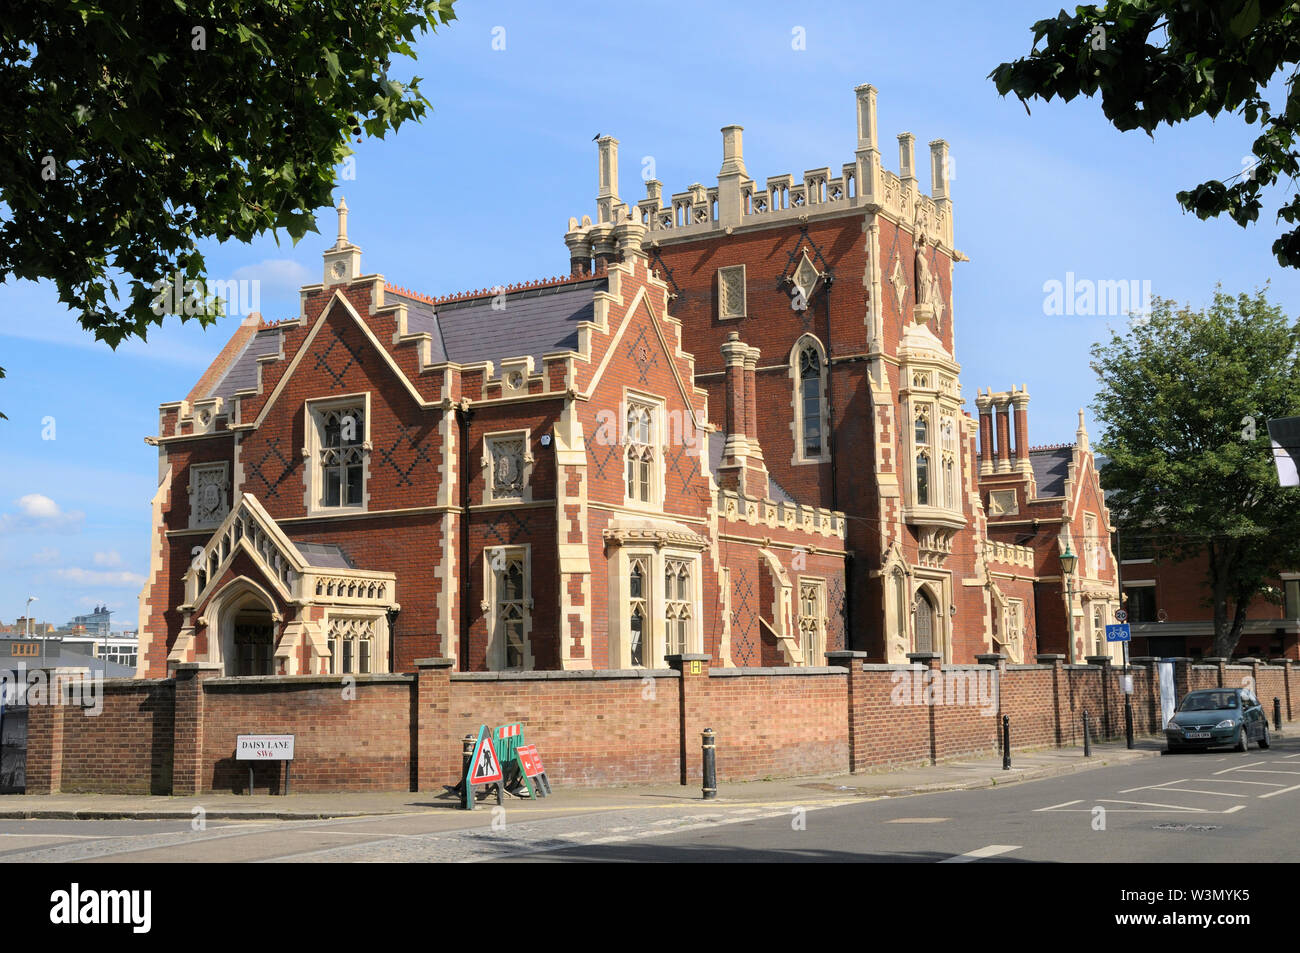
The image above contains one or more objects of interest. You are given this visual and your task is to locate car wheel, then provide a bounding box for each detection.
[1259,725,1270,750]
[1235,729,1248,753]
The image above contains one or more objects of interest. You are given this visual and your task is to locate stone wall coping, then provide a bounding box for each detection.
[90,677,174,690]
[709,666,846,677]
[861,663,926,672]
[205,674,414,689]
[175,662,223,673]
[413,657,456,669]
[1005,664,1052,671]
[450,668,678,681]
[941,664,996,671]
[665,654,711,662]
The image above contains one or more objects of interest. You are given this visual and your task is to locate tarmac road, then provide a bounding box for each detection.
[2,737,1296,862]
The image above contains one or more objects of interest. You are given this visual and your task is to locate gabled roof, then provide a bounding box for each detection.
[195,276,607,404]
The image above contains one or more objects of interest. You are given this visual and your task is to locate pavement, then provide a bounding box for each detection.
[0,739,1165,822]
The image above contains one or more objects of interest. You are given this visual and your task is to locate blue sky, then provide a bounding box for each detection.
[1,0,1296,629]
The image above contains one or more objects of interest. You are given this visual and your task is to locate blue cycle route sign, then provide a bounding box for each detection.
[1105,623,1131,643]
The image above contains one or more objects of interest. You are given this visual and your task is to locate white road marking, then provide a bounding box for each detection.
[1225,805,1246,814]
[1146,787,1249,798]
[1197,778,1285,786]
[939,844,1020,863]
[1232,768,1300,776]
[1035,799,1083,812]
[1119,780,1187,793]
[1214,762,1267,775]
[1257,782,1300,800]
[1096,799,1208,812]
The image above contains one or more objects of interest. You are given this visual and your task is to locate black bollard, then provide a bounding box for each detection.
[702,728,717,799]
[1275,697,1283,732]
[1002,714,1011,770]
[1124,696,1135,750]
[1083,711,1091,758]
[458,733,475,809]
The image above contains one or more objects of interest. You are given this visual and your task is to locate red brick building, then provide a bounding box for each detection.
[137,83,1117,676]
[1112,531,1300,660]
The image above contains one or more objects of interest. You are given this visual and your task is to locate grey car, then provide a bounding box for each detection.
[1165,688,1270,752]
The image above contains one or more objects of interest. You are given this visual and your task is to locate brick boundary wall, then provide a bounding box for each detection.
[19,654,1299,795]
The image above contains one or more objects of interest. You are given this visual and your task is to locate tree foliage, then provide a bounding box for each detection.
[0,0,457,350]
[1091,289,1300,655]
[991,1,1300,268]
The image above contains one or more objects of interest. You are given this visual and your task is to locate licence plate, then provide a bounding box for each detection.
[1185,731,1211,739]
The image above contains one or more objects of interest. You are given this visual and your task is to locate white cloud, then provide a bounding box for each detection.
[52,567,147,588]
[0,494,85,534]
[230,258,312,299]
[93,550,124,567]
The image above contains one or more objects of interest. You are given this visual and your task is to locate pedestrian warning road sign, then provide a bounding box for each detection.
[469,730,503,784]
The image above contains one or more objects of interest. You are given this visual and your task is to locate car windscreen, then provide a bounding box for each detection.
[1178,692,1239,711]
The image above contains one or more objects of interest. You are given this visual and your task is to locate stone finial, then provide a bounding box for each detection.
[855,84,879,152]
[596,136,620,225]
[719,125,747,177]
[323,195,361,286]
[336,195,349,247]
[929,139,950,202]
[898,133,916,182]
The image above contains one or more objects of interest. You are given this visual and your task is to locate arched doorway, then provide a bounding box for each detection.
[221,595,276,677]
[914,589,936,654]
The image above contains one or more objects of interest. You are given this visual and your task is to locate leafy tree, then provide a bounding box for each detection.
[991,1,1300,267]
[0,0,457,350]
[1091,289,1300,656]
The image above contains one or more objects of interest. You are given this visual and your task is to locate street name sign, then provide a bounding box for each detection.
[236,734,295,760]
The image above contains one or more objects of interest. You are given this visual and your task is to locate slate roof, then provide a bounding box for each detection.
[202,278,604,402]
[1029,445,1074,498]
[389,277,603,371]
[208,328,283,400]
[290,541,356,570]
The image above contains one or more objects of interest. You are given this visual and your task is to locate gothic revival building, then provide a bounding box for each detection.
[137,83,1116,677]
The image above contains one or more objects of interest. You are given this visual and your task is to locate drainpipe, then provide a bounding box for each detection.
[822,271,848,648]
[456,403,474,671]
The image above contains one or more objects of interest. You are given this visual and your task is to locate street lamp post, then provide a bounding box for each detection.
[1059,546,1077,662]
[25,596,39,668]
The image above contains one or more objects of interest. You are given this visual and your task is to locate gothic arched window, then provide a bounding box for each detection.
[792,337,829,462]
[914,590,936,653]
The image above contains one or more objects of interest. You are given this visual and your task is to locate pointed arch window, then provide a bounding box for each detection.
[941,417,957,510]
[664,558,692,658]
[629,557,648,666]
[914,590,936,653]
[625,401,655,504]
[914,409,932,505]
[792,337,829,464]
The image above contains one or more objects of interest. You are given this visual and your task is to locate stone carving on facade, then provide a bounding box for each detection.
[189,463,230,529]
[488,436,528,500]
